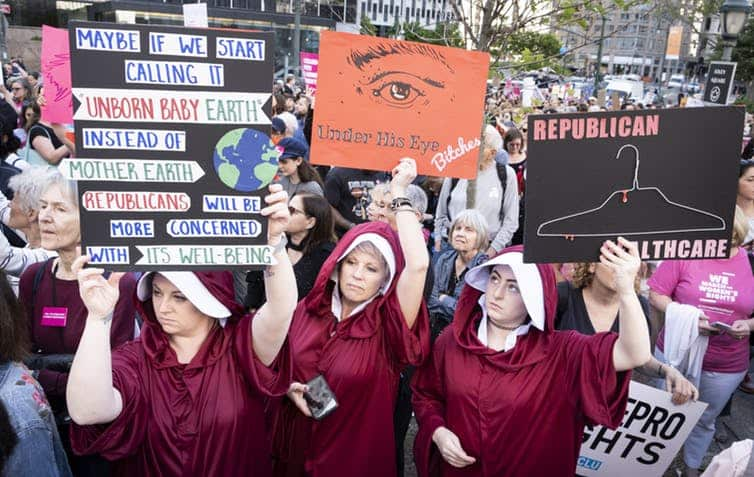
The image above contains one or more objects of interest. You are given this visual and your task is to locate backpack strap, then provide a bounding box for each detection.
[444,164,508,223]
[445,178,460,222]
[24,125,52,156]
[495,162,508,223]
[30,257,56,318]
[30,258,112,318]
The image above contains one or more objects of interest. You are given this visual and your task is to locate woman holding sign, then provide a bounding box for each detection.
[19,172,137,476]
[411,239,651,476]
[648,207,754,477]
[271,158,430,477]
[65,184,297,477]
[556,262,698,405]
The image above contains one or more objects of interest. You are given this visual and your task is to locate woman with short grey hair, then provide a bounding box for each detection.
[428,208,489,340]
[0,166,57,293]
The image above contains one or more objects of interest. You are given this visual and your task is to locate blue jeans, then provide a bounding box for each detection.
[653,348,747,469]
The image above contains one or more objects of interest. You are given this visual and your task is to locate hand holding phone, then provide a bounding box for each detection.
[305,374,338,420]
[710,321,734,333]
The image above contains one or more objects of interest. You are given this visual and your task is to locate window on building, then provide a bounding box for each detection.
[303,0,319,16]
[345,0,356,22]
[320,0,346,21]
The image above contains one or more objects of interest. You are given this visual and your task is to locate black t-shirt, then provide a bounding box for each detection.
[324,167,389,233]
[29,124,64,151]
[245,241,336,309]
[555,281,651,334]
[508,159,526,246]
[743,138,754,160]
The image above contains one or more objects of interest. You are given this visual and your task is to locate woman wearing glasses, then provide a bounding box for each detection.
[504,127,526,246]
[1,77,33,115]
[245,193,335,311]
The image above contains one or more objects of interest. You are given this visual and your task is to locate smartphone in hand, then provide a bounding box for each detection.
[710,321,734,333]
[304,374,338,420]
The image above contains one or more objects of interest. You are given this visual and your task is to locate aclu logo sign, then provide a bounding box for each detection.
[577,382,707,477]
[577,456,603,471]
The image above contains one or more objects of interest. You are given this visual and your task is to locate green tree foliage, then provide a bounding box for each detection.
[393,21,465,48]
[492,31,567,73]
[360,15,378,36]
[507,31,562,57]
[360,16,464,48]
[732,14,754,83]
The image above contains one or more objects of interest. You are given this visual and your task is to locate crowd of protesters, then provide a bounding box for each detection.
[0,59,751,477]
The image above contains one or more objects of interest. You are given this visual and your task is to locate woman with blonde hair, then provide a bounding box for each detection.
[649,206,754,477]
[557,261,697,404]
[271,158,430,477]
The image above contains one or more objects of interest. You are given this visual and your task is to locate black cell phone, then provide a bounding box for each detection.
[305,374,338,420]
[711,321,734,332]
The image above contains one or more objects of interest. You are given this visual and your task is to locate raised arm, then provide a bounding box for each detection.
[31,134,71,166]
[66,256,125,425]
[602,238,651,372]
[392,158,429,329]
[0,83,13,109]
[252,184,297,366]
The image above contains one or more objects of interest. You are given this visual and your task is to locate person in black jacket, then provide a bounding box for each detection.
[244,194,335,311]
[743,131,753,160]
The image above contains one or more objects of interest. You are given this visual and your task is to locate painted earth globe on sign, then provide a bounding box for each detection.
[213,128,280,192]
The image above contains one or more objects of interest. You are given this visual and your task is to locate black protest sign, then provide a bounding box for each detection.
[523,107,743,263]
[703,61,737,105]
[67,22,276,270]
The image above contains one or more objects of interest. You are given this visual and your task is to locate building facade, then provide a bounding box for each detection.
[555,3,699,81]
[2,0,336,75]
[1,0,454,74]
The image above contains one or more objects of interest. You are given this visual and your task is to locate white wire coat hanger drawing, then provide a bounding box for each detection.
[537,144,726,238]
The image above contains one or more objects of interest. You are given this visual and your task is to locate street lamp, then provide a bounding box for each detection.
[720,0,752,60]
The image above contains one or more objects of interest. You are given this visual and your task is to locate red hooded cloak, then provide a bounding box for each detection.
[271,221,430,477]
[411,246,631,477]
[70,271,292,477]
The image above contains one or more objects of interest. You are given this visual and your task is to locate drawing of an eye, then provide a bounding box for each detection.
[372,81,424,107]
[360,71,445,109]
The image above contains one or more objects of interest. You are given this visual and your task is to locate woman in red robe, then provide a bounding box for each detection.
[65,185,297,477]
[412,238,651,476]
[271,158,430,477]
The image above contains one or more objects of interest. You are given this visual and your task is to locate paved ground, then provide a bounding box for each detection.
[401,362,754,477]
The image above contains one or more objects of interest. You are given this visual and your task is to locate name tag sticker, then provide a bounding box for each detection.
[41,307,68,327]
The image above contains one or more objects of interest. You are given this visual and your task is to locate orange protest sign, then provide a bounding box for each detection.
[310,31,490,179]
